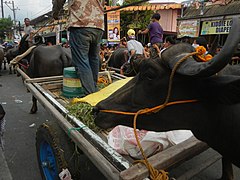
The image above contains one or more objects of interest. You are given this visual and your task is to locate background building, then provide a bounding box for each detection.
[177,0,240,46]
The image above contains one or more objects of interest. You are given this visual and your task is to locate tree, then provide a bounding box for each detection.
[120,0,153,43]
[0,17,13,41]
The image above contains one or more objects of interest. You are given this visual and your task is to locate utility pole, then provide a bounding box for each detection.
[4,1,20,38]
[1,0,4,18]
[4,1,19,23]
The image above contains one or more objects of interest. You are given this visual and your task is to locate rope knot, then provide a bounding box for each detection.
[135,160,169,180]
[139,108,151,114]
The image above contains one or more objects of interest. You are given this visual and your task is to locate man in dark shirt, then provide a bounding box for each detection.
[139,13,163,46]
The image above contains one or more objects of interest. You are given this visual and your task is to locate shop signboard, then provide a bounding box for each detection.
[201,19,232,35]
[106,6,120,42]
[177,20,200,38]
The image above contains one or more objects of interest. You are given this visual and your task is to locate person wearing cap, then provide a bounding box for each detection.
[138,13,164,48]
[120,29,147,75]
[126,29,146,59]
[61,38,69,48]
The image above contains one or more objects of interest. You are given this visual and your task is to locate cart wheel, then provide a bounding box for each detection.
[36,121,82,180]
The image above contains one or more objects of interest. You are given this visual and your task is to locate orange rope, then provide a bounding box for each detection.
[100,51,200,180]
[100,99,197,115]
[133,110,169,180]
[98,76,109,86]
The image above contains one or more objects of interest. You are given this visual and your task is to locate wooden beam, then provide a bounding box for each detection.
[177,153,221,180]
[120,137,208,180]
[16,67,30,80]
[24,71,115,84]
[25,76,63,83]
[42,82,62,91]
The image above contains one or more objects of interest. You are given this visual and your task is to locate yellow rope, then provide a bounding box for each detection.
[133,110,169,180]
[98,76,109,86]
[100,51,200,180]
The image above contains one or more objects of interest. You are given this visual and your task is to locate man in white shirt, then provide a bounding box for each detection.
[23,18,34,45]
[120,29,147,76]
[126,29,146,60]
[23,18,34,35]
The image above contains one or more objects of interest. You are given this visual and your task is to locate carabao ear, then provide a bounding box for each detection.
[162,17,240,77]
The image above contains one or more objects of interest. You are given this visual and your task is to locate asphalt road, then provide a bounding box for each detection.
[0,67,240,180]
[0,69,49,180]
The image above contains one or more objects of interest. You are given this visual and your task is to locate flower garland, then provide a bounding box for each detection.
[195,46,213,62]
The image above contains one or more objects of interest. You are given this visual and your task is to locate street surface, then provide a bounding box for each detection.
[1,69,47,180]
[0,68,240,180]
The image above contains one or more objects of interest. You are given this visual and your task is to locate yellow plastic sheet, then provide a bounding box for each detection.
[72,77,133,106]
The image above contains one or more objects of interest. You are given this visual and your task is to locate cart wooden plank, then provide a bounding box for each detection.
[20,70,217,180]
[120,137,208,180]
[177,153,221,180]
[25,75,63,83]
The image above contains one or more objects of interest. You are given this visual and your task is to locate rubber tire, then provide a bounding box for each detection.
[36,120,81,179]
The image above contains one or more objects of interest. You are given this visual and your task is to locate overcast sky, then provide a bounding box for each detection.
[3,0,184,24]
[3,0,52,23]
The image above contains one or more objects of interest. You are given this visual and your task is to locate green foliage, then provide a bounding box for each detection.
[66,83,107,132]
[106,0,155,38]
[0,17,13,39]
[67,102,101,132]
[120,0,153,37]
[120,10,153,31]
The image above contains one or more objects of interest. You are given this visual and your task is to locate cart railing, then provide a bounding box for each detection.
[17,67,221,180]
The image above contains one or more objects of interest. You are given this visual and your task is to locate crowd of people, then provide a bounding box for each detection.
[98,24,240,77]
[1,17,35,48]
[52,0,169,97]
[3,7,215,97]
[2,0,239,99]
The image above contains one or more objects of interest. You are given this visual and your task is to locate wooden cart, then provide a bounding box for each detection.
[17,67,221,180]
